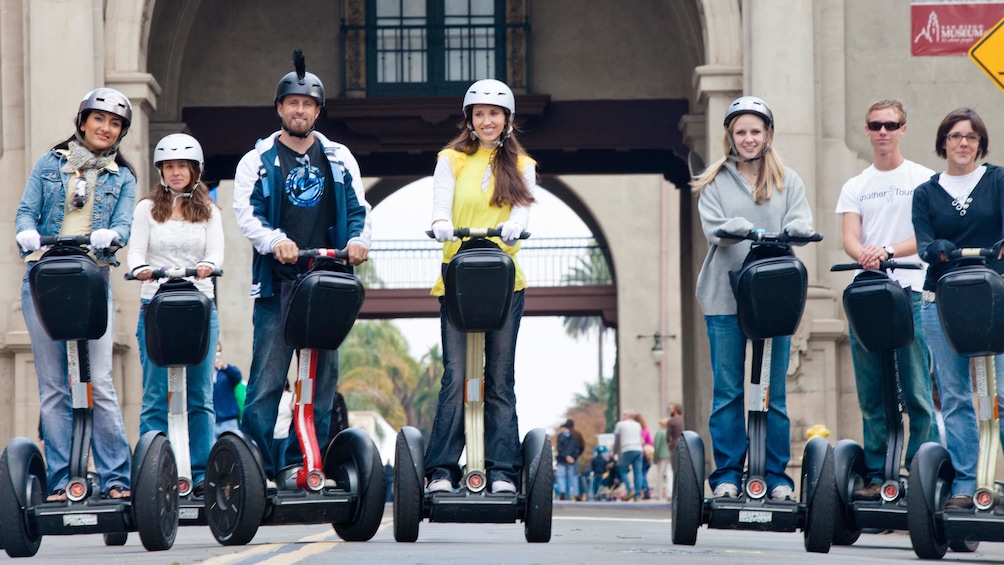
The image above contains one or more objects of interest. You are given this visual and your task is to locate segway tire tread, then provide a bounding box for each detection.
[671,439,701,546]
[133,434,179,551]
[0,449,42,557]
[103,532,128,546]
[907,461,949,559]
[393,432,422,542]
[332,437,386,542]
[803,447,836,553]
[206,435,266,546]
[524,438,553,543]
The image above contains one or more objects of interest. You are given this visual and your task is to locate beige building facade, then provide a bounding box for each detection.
[0,1,1000,477]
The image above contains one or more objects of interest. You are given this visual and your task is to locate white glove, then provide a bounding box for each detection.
[432,220,457,243]
[90,229,119,249]
[783,219,814,238]
[15,230,41,252]
[497,221,524,246]
[719,217,754,237]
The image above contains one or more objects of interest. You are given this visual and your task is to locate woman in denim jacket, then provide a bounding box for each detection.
[14,88,137,501]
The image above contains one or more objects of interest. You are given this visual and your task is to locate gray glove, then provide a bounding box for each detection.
[15,230,41,252]
[719,217,754,237]
[783,219,814,238]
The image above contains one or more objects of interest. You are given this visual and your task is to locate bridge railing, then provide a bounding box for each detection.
[359,237,613,289]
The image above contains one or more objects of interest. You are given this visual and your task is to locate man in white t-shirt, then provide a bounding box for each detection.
[835,99,940,501]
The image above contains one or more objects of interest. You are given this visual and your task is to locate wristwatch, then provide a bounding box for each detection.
[884,245,895,258]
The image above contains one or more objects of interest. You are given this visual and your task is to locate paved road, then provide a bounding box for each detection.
[10,500,1004,564]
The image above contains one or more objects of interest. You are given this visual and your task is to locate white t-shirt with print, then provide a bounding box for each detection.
[835,159,934,291]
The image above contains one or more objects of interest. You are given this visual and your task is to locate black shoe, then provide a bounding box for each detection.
[852,483,881,501]
[193,480,205,499]
[945,494,974,510]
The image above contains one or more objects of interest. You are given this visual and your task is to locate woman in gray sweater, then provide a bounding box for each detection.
[692,96,813,502]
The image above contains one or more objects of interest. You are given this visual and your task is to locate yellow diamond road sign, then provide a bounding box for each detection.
[970,16,1004,95]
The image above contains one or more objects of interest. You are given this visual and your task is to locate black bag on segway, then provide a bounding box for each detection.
[842,271,914,353]
[145,279,213,367]
[444,238,515,332]
[284,260,365,351]
[935,263,1004,356]
[729,245,808,340]
[29,246,106,341]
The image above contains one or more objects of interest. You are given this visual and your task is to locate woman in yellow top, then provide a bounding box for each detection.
[425,79,537,495]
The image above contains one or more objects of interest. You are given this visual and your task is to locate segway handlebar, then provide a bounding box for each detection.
[39,234,125,250]
[125,267,223,281]
[948,244,1001,260]
[424,227,532,239]
[297,248,350,260]
[714,228,823,244]
[831,261,923,272]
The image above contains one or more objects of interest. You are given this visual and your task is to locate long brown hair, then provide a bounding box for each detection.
[144,161,217,223]
[444,110,536,208]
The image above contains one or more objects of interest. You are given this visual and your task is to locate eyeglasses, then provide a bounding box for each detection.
[866,121,903,132]
[71,178,87,209]
[946,132,981,144]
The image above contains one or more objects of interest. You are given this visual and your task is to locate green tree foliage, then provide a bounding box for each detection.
[338,320,441,437]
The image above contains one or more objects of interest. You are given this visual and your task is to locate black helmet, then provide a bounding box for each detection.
[274,49,324,107]
[724,96,773,129]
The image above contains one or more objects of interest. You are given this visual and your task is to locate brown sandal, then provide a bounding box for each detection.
[106,485,131,500]
[46,489,67,502]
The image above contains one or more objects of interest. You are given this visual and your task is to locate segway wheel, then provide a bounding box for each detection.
[907,451,950,560]
[133,434,179,551]
[671,437,702,546]
[802,446,836,554]
[523,429,553,543]
[830,441,863,546]
[393,430,423,542]
[206,434,266,546]
[327,429,386,541]
[949,539,979,553]
[0,446,45,557]
[103,532,128,546]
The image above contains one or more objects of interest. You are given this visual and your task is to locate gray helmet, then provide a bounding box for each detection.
[76,87,133,133]
[724,96,773,129]
[275,49,324,107]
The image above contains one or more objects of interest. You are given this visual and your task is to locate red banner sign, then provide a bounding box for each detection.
[912,2,1004,56]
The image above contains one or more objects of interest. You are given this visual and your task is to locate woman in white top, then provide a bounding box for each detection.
[127,133,223,494]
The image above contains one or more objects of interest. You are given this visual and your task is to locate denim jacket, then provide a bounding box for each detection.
[15,150,136,264]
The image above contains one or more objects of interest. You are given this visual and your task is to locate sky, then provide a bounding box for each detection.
[370,178,617,437]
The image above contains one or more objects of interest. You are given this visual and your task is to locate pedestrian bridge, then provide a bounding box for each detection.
[359,237,618,327]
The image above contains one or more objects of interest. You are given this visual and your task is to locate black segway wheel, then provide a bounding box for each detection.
[949,539,979,553]
[907,448,951,560]
[671,436,702,546]
[206,434,266,546]
[831,440,863,545]
[393,429,423,542]
[326,429,386,542]
[522,428,553,543]
[103,532,128,546]
[133,434,179,551]
[802,446,836,554]
[0,444,45,557]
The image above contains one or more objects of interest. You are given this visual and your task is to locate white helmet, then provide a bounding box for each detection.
[154,133,204,167]
[724,96,773,129]
[463,79,515,116]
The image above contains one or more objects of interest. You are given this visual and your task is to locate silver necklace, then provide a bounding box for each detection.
[949,169,979,216]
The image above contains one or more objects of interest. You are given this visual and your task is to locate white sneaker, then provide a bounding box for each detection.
[770,485,794,501]
[426,479,453,493]
[712,483,739,498]
[491,480,517,494]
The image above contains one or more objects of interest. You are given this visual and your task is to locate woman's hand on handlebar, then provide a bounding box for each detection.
[345,242,368,266]
[195,264,215,280]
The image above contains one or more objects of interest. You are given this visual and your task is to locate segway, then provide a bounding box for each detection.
[0,235,178,557]
[126,265,221,526]
[908,244,1004,559]
[829,259,923,544]
[394,227,553,544]
[671,228,836,553]
[204,248,385,546]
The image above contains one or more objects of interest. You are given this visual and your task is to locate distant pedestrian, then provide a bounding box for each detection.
[213,341,244,438]
[613,410,644,500]
[555,419,584,501]
[653,417,671,499]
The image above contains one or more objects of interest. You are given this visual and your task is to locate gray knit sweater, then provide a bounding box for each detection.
[695,161,813,316]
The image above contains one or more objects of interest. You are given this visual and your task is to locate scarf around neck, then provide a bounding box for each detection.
[61,140,115,210]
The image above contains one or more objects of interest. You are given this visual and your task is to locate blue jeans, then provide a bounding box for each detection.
[137,299,219,485]
[21,265,131,494]
[240,285,339,478]
[849,291,939,484]
[424,291,524,486]
[214,417,239,440]
[922,300,1004,497]
[555,460,580,498]
[619,450,644,497]
[705,315,794,492]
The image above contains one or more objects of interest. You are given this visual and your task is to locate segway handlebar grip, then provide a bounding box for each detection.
[424,228,531,239]
[297,248,350,260]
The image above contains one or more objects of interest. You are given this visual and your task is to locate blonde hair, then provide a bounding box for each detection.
[691,118,787,204]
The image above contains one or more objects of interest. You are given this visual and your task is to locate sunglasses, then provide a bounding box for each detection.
[866,121,903,132]
[71,178,87,209]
